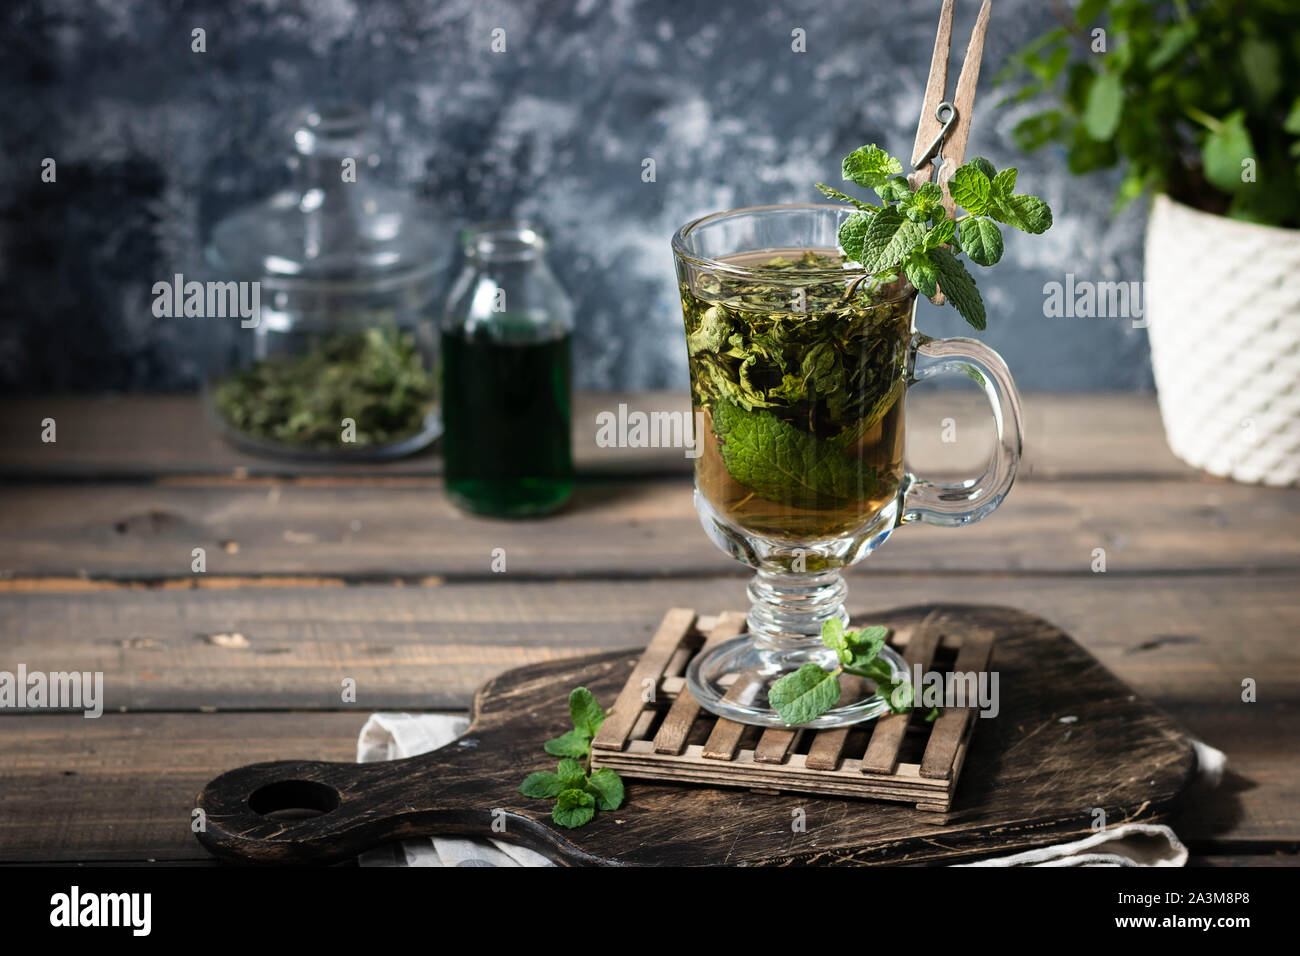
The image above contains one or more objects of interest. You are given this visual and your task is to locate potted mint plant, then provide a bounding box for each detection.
[1001,0,1300,485]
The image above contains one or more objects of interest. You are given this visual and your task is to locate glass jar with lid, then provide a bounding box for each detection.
[203,104,447,460]
[441,222,574,516]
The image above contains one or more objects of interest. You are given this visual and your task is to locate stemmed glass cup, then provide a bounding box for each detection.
[673,204,1023,728]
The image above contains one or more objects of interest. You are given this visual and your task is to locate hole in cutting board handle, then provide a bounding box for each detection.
[248,779,341,821]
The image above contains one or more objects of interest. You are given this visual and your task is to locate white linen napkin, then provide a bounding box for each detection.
[355,712,1225,867]
[355,713,554,867]
[959,739,1225,867]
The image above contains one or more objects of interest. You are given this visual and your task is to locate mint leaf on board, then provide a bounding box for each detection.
[543,728,591,759]
[768,662,843,725]
[842,144,904,188]
[931,248,987,330]
[569,686,606,738]
[711,400,873,510]
[521,685,626,829]
[519,771,563,799]
[557,757,588,791]
[958,216,1004,267]
[553,789,597,829]
[584,768,625,811]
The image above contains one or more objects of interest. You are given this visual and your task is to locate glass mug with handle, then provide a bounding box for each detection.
[673,204,1023,728]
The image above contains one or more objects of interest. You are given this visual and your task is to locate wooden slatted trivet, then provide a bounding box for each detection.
[591,607,993,812]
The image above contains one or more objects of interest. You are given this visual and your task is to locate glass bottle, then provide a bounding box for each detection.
[441,222,574,516]
[203,104,447,460]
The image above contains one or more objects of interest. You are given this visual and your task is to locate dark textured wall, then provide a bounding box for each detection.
[0,0,1152,393]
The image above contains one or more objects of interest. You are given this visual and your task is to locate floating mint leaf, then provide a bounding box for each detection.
[712,400,873,510]
[931,248,987,330]
[584,768,625,811]
[553,789,596,829]
[768,662,843,725]
[519,771,563,799]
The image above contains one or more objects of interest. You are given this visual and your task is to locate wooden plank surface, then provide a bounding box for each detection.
[3,476,1296,580]
[0,712,366,863]
[0,692,1284,863]
[2,574,1296,711]
[0,389,1294,864]
[0,391,1196,480]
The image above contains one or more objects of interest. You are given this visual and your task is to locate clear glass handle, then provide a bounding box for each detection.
[900,334,1024,527]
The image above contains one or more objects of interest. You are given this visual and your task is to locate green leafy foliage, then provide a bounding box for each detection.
[818,144,1052,331]
[930,248,986,331]
[767,620,918,725]
[569,687,606,738]
[213,326,436,450]
[996,0,1300,226]
[842,144,904,188]
[523,687,625,828]
[958,217,1004,267]
[553,789,596,829]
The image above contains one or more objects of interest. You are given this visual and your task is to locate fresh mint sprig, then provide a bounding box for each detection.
[816,145,1053,331]
[520,687,625,828]
[767,620,918,725]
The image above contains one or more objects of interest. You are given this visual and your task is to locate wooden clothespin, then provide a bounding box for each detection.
[906,0,993,217]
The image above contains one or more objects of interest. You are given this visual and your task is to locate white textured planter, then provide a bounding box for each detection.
[1145,194,1300,486]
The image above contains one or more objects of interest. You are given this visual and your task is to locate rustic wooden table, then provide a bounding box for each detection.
[1,391,1296,865]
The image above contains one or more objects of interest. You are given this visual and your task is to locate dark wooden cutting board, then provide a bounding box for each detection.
[195,603,1197,866]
